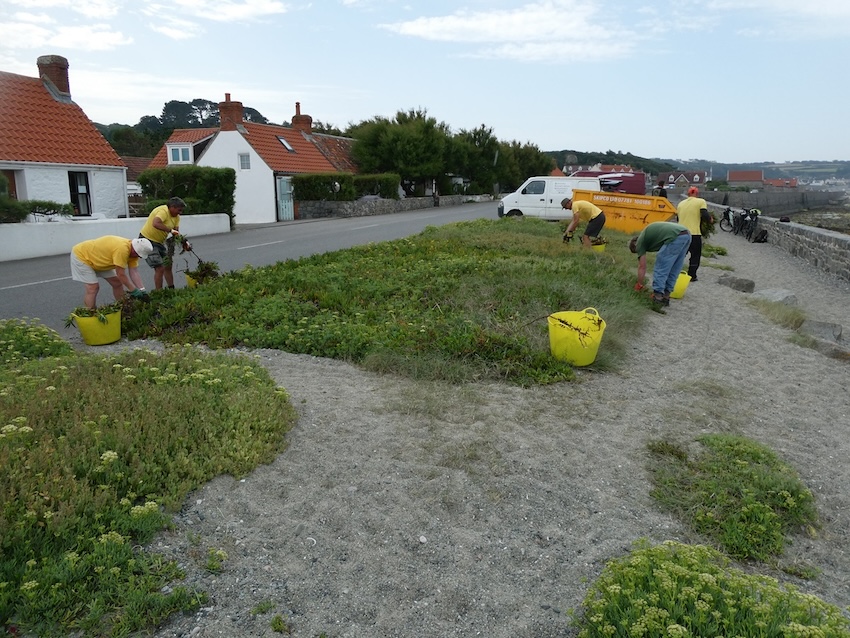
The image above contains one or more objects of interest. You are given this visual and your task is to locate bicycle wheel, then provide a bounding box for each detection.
[719,218,733,232]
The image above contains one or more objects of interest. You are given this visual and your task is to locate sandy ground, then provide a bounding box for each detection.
[74,229,850,638]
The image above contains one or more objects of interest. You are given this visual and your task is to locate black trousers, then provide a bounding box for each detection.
[687,235,703,279]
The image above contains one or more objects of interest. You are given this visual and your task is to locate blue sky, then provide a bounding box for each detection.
[1,0,848,164]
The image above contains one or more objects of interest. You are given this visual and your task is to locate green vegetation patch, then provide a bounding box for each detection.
[575,540,850,638]
[647,435,818,561]
[0,338,297,636]
[125,218,649,385]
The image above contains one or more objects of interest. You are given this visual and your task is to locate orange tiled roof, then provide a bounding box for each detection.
[310,132,358,173]
[0,70,124,166]
[120,156,152,181]
[149,123,357,175]
[240,122,338,173]
[728,170,763,182]
[148,128,217,167]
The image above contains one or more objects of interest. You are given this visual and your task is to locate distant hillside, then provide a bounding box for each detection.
[663,159,850,180]
[545,151,850,181]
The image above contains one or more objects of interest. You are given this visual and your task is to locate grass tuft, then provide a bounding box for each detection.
[574,540,850,638]
[647,434,818,561]
[0,338,297,636]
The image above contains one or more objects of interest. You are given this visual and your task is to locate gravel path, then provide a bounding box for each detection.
[76,228,850,638]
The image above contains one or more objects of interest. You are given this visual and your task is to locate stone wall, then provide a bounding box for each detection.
[756,217,850,283]
[296,194,479,220]
[701,190,844,215]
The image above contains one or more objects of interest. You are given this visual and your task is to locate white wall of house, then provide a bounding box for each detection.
[198,131,275,224]
[1,162,128,218]
[89,167,129,217]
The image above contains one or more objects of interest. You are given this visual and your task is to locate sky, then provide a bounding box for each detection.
[1,0,848,164]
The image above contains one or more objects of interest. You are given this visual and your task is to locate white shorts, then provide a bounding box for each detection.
[70,253,116,284]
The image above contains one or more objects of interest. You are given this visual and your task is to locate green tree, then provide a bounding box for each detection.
[349,108,449,195]
[455,125,501,195]
[160,100,195,128]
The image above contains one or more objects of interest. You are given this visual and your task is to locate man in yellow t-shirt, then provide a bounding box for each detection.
[561,198,606,247]
[139,196,191,289]
[676,186,712,281]
[70,236,153,308]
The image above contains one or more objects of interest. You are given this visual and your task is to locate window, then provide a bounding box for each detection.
[169,146,191,164]
[239,153,251,170]
[523,180,545,195]
[277,136,295,153]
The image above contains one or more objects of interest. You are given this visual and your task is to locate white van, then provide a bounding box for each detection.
[497,176,602,220]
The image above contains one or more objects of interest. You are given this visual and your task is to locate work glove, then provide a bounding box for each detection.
[563,231,574,243]
[183,241,192,252]
[129,288,145,299]
[170,229,181,238]
[634,282,645,292]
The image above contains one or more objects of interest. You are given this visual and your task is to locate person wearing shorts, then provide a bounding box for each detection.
[138,196,190,289]
[561,198,606,247]
[70,236,154,308]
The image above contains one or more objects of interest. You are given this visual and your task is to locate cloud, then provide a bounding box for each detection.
[379,0,639,62]
[49,24,133,51]
[0,22,54,49]
[168,0,290,22]
[3,0,122,19]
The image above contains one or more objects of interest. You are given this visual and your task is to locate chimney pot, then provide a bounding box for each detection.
[291,101,312,134]
[218,93,244,131]
[37,54,70,96]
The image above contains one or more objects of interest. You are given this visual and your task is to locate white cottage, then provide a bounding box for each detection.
[0,55,128,217]
[149,96,357,224]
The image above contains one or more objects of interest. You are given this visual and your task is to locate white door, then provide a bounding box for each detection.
[276,176,294,221]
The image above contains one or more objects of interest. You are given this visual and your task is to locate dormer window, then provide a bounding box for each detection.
[277,136,295,153]
[169,146,192,164]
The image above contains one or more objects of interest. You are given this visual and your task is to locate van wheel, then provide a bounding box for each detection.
[506,210,523,217]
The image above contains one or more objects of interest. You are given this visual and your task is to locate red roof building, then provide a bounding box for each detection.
[0,55,128,216]
[150,95,357,224]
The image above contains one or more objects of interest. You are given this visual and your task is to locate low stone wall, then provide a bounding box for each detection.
[702,190,844,215]
[296,194,485,220]
[756,217,850,283]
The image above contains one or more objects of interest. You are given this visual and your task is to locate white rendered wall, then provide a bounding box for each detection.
[198,131,275,224]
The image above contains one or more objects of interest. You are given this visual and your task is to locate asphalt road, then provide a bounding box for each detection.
[0,201,496,336]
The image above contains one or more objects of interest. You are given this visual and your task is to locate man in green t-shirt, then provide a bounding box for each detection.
[629,222,691,306]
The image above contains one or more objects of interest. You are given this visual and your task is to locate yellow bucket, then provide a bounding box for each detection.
[547,308,606,366]
[71,310,121,346]
[590,244,606,252]
[670,272,692,299]
[185,274,198,288]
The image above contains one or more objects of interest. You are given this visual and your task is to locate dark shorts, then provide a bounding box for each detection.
[140,234,167,268]
[584,212,606,238]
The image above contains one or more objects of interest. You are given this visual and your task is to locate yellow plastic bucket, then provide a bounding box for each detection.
[670,272,692,299]
[547,308,606,366]
[590,244,606,252]
[185,274,198,288]
[71,310,121,346]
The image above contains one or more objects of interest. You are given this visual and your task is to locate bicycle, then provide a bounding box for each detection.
[719,207,734,232]
[739,208,761,241]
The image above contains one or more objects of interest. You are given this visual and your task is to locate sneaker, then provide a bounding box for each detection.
[690,275,698,282]
[650,293,665,305]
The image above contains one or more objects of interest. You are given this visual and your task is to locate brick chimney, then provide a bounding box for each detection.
[37,54,70,96]
[291,101,312,134]
[219,93,244,131]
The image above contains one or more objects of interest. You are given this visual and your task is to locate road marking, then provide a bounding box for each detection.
[0,276,71,291]
[238,240,286,249]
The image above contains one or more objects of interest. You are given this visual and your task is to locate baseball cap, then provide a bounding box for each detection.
[131,237,154,258]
